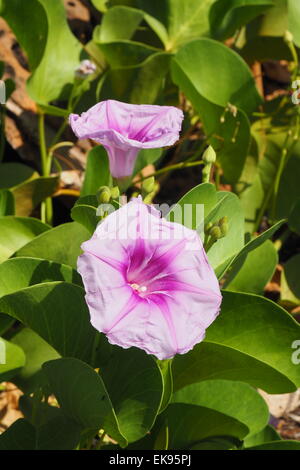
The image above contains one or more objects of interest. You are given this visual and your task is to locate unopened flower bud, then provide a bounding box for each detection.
[97,186,111,203]
[142,176,155,194]
[203,146,216,164]
[110,186,120,199]
[284,30,293,43]
[209,226,222,241]
[204,222,213,234]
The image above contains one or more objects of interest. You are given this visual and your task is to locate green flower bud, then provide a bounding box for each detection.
[203,146,216,164]
[110,186,120,199]
[97,186,111,203]
[218,216,228,237]
[284,30,293,43]
[209,225,222,240]
[142,176,155,194]
[204,222,213,234]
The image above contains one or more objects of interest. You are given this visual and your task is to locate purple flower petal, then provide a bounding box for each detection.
[78,198,222,360]
[69,100,184,178]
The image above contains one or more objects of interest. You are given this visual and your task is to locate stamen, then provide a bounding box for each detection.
[130,283,147,293]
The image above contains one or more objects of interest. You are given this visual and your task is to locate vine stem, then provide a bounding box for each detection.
[134,160,204,184]
[38,112,53,225]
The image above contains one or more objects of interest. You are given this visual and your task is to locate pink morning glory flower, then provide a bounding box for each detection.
[69,100,184,178]
[77,198,222,360]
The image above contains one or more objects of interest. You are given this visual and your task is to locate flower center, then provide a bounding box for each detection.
[130,283,148,294]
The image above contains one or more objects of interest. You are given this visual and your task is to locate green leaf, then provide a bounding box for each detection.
[172,38,261,114]
[97,40,159,68]
[205,191,245,277]
[11,328,60,393]
[100,347,164,443]
[0,282,102,364]
[0,189,14,216]
[210,0,274,41]
[225,240,278,294]
[0,337,26,381]
[100,52,171,104]
[157,359,173,414]
[159,403,248,449]
[244,424,281,447]
[0,216,50,263]
[71,204,100,234]
[138,0,216,50]
[281,254,300,305]
[167,183,245,277]
[16,222,90,269]
[95,6,144,41]
[206,291,300,389]
[247,440,300,450]
[12,175,59,217]
[171,39,259,182]
[81,146,112,197]
[220,219,285,279]
[172,380,269,438]
[173,341,295,394]
[0,257,82,298]
[0,0,47,70]
[0,162,36,189]
[0,419,36,450]
[173,291,300,393]
[43,357,127,446]
[19,396,82,450]
[288,0,300,48]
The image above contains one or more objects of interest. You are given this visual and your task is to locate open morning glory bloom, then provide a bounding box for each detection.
[78,198,222,360]
[69,100,184,178]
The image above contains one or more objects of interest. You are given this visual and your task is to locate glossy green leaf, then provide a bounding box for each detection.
[225,240,278,294]
[12,175,59,217]
[173,291,300,393]
[0,0,47,70]
[0,282,101,364]
[0,216,49,263]
[16,222,90,269]
[0,257,82,298]
[0,189,14,216]
[210,0,274,40]
[81,146,112,197]
[244,424,281,447]
[172,38,261,114]
[95,6,144,42]
[172,380,269,438]
[0,162,36,189]
[206,291,300,389]
[0,337,26,381]
[159,403,248,449]
[100,347,164,443]
[281,254,300,305]
[43,357,127,446]
[0,419,36,450]
[100,52,171,104]
[247,440,300,450]
[11,328,60,393]
[137,0,216,50]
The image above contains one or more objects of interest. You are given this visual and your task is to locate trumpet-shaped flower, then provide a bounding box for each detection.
[78,198,222,360]
[69,100,184,178]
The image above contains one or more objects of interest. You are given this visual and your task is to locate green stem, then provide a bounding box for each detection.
[202,162,212,184]
[134,160,204,184]
[38,112,53,225]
